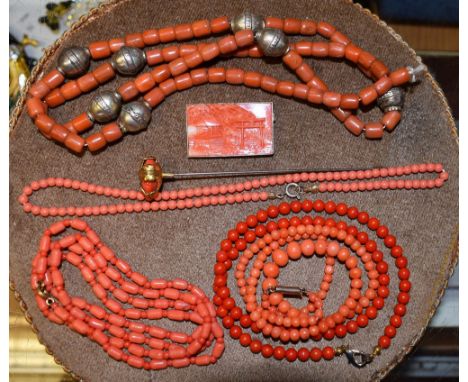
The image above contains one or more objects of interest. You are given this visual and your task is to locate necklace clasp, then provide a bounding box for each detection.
[285,183,303,199]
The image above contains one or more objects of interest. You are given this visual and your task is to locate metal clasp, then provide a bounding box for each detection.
[285,183,303,199]
[36,280,56,306]
[344,348,373,368]
[266,285,309,299]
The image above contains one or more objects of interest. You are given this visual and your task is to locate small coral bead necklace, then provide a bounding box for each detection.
[18,161,448,217]
[212,199,410,366]
[32,219,224,370]
[25,12,425,154]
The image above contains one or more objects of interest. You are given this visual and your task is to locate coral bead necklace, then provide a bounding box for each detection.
[212,200,410,366]
[18,161,448,218]
[32,219,224,370]
[25,12,425,154]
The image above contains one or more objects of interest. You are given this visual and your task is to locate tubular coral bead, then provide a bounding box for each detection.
[301,20,316,35]
[184,51,203,68]
[159,26,176,43]
[359,86,378,105]
[29,81,50,99]
[390,68,410,86]
[93,63,115,84]
[296,64,315,82]
[143,29,159,45]
[159,79,177,95]
[211,16,230,33]
[217,36,239,54]
[50,125,69,142]
[277,81,295,97]
[60,81,81,100]
[135,73,156,93]
[208,68,226,83]
[191,68,209,85]
[151,65,171,83]
[169,58,189,76]
[365,122,384,139]
[175,73,193,90]
[144,87,165,107]
[226,69,244,84]
[345,44,361,63]
[374,76,393,95]
[283,50,303,70]
[234,30,254,48]
[261,76,278,93]
[27,97,46,119]
[200,43,220,61]
[243,71,262,88]
[381,111,401,131]
[109,38,125,52]
[311,42,329,57]
[146,49,163,66]
[192,19,211,37]
[77,73,99,93]
[102,123,123,142]
[71,113,93,133]
[43,70,65,89]
[161,46,179,62]
[118,82,139,101]
[125,33,144,48]
[357,50,376,69]
[283,18,302,34]
[64,133,85,153]
[340,94,360,109]
[45,89,65,107]
[265,17,283,29]
[86,133,107,152]
[344,115,364,136]
[89,41,111,59]
[323,92,341,108]
[371,60,389,79]
[328,42,345,58]
[317,21,336,37]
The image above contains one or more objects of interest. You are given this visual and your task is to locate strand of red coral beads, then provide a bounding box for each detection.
[212,200,410,364]
[25,14,421,154]
[18,163,447,217]
[31,219,224,370]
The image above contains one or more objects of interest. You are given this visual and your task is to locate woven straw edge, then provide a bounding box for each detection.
[9,0,459,381]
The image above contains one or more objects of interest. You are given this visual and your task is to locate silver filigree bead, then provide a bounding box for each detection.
[88,90,122,123]
[377,87,405,112]
[57,46,90,78]
[111,46,146,76]
[231,11,265,34]
[407,63,427,83]
[255,28,289,57]
[117,101,152,133]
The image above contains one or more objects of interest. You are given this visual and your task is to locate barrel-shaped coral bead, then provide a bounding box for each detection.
[43,69,65,89]
[200,43,220,61]
[293,84,309,100]
[344,115,364,136]
[345,44,361,63]
[359,86,378,105]
[89,41,111,59]
[226,69,244,84]
[109,38,125,52]
[340,94,359,109]
[86,133,107,152]
[102,123,123,142]
[142,29,159,45]
[64,133,85,153]
[365,122,384,139]
[61,81,81,100]
[390,68,410,86]
[125,33,145,48]
[323,92,341,108]
[191,68,209,85]
[311,42,328,57]
[381,111,401,131]
[374,76,393,96]
[118,82,139,101]
[159,79,177,95]
[93,63,115,84]
[234,30,254,48]
[45,89,65,107]
[244,72,262,88]
[50,125,69,143]
[261,76,278,93]
[192,19,211,37]
[144,87,165,107]
[151,65,171,83]
[283,50,303,70]
[169,58,189,76]
[77,73,99,93]
[211,16,230,33]
[328,42,345,58]
[135,72,156,93]
[296,63,315,82]
[371,60,389,79]
[184,51,203,68]
[35,114,55,134]
[208,68,226,83]
[277,81,295,97]
[71,113,93,133]
[29,81,50,99]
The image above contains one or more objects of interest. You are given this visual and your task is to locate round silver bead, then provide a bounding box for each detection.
[117,101,152,133]
[231,11,265,34]
[255,28,289,57]
[111,46,146,76]
[57,46,90,78]
[377,87,405,112]
[88,90,122,123]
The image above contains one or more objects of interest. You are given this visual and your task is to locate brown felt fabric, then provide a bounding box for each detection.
[9,0,458,381]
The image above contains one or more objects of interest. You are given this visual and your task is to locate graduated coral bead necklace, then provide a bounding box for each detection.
[26,12,425,154]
